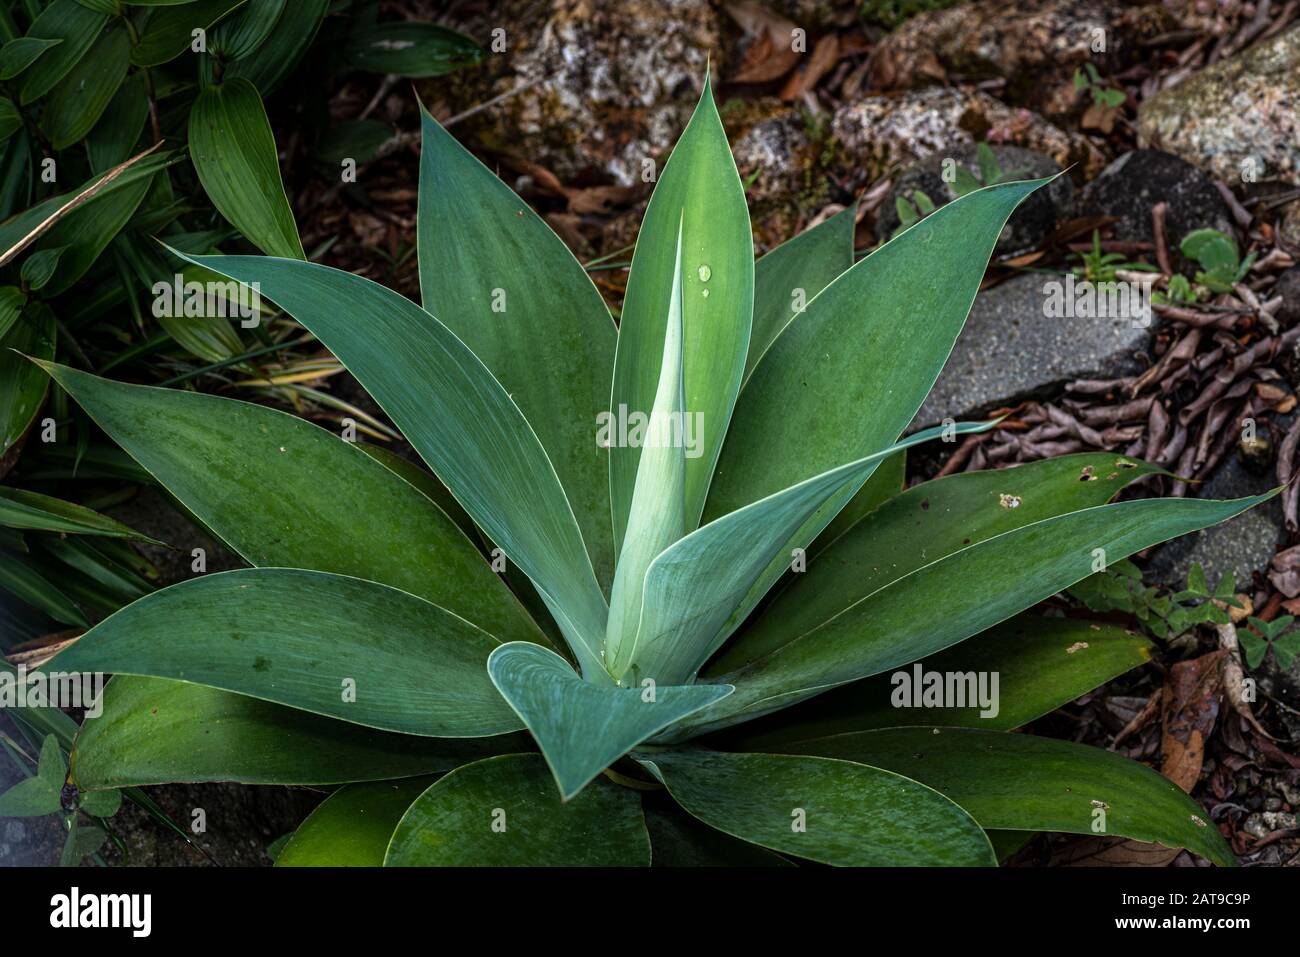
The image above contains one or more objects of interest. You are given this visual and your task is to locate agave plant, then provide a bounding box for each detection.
[29,77,1265,867]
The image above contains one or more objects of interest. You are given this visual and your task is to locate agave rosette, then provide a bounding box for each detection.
[38,79,1264,867]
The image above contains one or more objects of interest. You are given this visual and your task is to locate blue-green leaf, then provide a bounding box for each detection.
[417,109,617,591]
[610,74,753,544]
[172,251,610,678]
[52,568,522,738]
[487,641,731,800]
[639,749,995,866]
[385,754,650,866]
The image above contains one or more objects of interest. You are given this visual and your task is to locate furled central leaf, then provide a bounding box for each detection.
[610,73,753,547]
[487,642,732,799]
[605,220,688,675]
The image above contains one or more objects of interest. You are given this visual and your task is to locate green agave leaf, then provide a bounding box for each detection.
[175,251,610,679]
[42,21,129,149]
[810,447,904,557]
[717,453,1163,673]
[221,0,327,93]
[417,109,617,591]
[1,306,54,459]
[52,568,522,737]
[642,797,793,866]
[72,676,520,789]
[344,21,483,77]
[0,486,160,543]
[277,778,432,867]
[385,753,650,866]
[706,178,1049,523]
[354,442,481,547]
[611,74,753,545]
[687,491,1271,735]
[18,0,106,104]
[737,615,1152,747]
[747,204,855,384]
[38,362,545,648]
[189,77,304,260]
[0,37,63,82]
[606,223,687,670]
[782,728,1234,866]
[695,181,1048,646]
[132,0,246,67]
[987,829,1033,862]
[487,641,731,800]
[625,420,993,687]
[638,749,995,866]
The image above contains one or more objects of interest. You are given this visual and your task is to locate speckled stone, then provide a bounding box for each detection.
[433,0,721,186]
[830,86,1108,190]
[911,272,1154,428]
[1138,25,1300,185]
[870,0,1163,104]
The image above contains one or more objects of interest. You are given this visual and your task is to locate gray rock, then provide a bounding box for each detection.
[433,0,720,186]
[1138,25,1300,186]
[1145,454,1284,588]
[1078,149,1236,275]
[1276,265,1300,325]
[875,144,1072,256]
[911,272,1154,428]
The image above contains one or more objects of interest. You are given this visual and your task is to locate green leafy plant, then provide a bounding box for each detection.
[1155,272,1197,306]
[1180,228,1256,294]
[1071,229,1156,282]
[860,0,962,30]
[891,143,1027,240]
[12,77,1269,867]
[1072,63,1126,132]
[0,730,121,865]
[949,142,1028,198]
[0,2,483,638]
[1239,616,1300,670]
[1068,560,1239,641]
[1073,64,1126,109]
[891,188,936,240]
